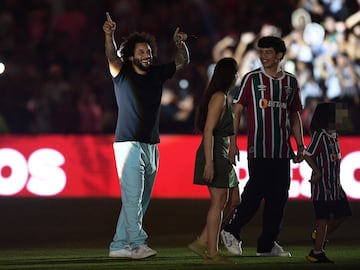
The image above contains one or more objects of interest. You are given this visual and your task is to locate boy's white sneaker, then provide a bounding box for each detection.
[256,242,291,257]
[220,230,242,255]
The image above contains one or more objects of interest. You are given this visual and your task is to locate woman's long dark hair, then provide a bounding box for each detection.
[195,57,238,133]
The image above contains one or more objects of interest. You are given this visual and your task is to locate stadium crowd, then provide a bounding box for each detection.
[0,0,359,135]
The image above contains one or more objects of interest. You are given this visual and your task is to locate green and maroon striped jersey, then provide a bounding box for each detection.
[306,130,346,201]
[234,67,302,158]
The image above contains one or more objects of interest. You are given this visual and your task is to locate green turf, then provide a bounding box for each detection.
[0,245,359,270]
[1,199,358,269]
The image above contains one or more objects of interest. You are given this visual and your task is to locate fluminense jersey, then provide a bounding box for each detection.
[305,129,347,201]
[234,66,302,159]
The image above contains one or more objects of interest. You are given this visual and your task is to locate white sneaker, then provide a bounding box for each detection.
[256,242,291,257]
[131,244,157,259]
[109,247,133,258]
[220,230,242,255]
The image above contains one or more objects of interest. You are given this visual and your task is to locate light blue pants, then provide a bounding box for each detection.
[110,141,158,251]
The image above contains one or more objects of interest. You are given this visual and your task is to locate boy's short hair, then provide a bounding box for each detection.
[257,36,286,59]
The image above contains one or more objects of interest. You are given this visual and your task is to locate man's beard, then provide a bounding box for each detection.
[133,57,152,72]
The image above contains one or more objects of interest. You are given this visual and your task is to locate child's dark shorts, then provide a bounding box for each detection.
[313,197,352,220]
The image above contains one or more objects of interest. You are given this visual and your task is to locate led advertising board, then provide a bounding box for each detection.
[0,135,359,199]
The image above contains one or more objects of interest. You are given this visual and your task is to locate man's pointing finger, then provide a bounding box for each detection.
[106,12,113,22]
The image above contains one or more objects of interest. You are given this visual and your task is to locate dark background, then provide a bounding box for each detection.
[0,0,359,135]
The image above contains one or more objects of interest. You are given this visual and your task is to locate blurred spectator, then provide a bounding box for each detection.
[301,97,321,134]
[297,61,323,106]
[336,52,359,103]
[298,0,351,21]
[52,0,87,46]
[52,83,79,133]
[0,0,359,134]
[0,10,15,54]
[77,84,103,133]
[284,8,313,63]
[27,0,51,48]
[41,63,72,131]
[0,114,9,133]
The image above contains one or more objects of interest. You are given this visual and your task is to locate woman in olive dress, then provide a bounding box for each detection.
[188,57,240,264]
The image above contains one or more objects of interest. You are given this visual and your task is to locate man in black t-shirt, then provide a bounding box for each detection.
[103,12,189,259]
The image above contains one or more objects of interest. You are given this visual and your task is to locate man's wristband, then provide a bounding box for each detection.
[175,40,184,48]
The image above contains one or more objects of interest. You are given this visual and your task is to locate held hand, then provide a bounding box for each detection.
[293,153,304,163]
[293,147,305,163]
[103,12,116,34]
[173,27,188,43]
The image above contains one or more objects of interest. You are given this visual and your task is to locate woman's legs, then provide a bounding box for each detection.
[205,187,228,256]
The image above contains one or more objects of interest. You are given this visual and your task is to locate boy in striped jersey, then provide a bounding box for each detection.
[304,102,352,263]
[221,36,304,257]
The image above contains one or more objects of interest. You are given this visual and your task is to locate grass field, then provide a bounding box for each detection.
[1,245,359,270]
[0,199,359,269]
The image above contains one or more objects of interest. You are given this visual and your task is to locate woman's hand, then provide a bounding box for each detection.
[202,161,214,183]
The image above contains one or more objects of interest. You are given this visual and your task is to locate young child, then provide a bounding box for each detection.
[304,102,352,263]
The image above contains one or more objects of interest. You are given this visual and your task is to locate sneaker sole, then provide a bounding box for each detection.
[109,253,132,258]
[306,255,318,262]
[132,250,157,259]
[306,255,334,263]
[225,247,242,256]
[256,252,291,257]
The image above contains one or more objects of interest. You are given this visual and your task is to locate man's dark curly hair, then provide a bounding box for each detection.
[119,32,158,63]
